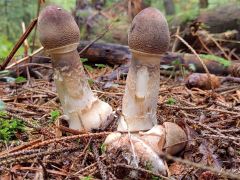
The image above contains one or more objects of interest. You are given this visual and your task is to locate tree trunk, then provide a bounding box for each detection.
[163,0,175,15]
[199,0,208,9]
[91,0,105,10]
[197,5,240,33]
[4,0,9,37]
[75,0,88,9]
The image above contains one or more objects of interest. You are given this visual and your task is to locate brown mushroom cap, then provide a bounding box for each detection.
[128,7,170,55]
[38,5,80,50]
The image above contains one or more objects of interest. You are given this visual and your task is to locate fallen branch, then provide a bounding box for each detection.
[5,41,240,79]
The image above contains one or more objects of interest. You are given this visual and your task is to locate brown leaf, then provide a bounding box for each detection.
[168,162,185,176]
[199,171,218,180]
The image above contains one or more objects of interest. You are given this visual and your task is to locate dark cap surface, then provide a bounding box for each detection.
[128,7,170,54]
[38,5,80,50]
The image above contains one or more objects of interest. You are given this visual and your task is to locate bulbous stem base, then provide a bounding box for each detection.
[51,50,112,131]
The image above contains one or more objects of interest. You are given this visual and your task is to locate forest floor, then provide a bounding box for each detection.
[0,60,240,179]
[0,1,240,179]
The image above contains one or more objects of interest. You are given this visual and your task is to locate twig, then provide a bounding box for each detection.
[174,35,213,91]
[159,152,240,180]
[207,34,230,61]
[172,26,180,52]
[71,157,107,177]
[81,138,92,166]
[0,139,42,157]
[162,104,208,110]
[23,132,110,150]
[57,125,84,135]
[0,18,38,70]
[37,158,49,179]
[92,143,108,180]
[112,164,170,179]
[13,166,68,177]
[0,149,41,160]
[6,47,44,69]
[31,0,42,53]
[0,146,80,166]
[186,118,240,147]
[14,62,52,69]
[79,25,111,55]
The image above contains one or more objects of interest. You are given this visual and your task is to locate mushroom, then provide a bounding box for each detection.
[163,122,187,155]
[105,8,172,176]
[38,6,112,131]
[117,7,170,132]
[105,9,188,176]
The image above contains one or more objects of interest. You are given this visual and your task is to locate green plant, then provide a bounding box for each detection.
[151,175,161,180]
[81,58,88,63]
[15,76,27,84]
[100,143,106,154]
[145,161,161,180]
[0,35,13,62]
[199,54,231,67]
[50,110,60,123]
[95,64,106,68]
[88,78,94,86]
[171,59,181,66]
[0,117,25,141]
[145,161,153,171]
[188,63,196,72]
[84,65,94,72]
[81,176,92,180]
[166,97,176,105]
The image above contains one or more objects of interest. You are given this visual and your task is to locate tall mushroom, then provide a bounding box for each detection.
[118,7,170,132]
[38,6,112,131]
[105,8,187,176]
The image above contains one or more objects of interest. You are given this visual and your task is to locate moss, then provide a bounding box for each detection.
[200,54,231,67]
[0,113,25,141]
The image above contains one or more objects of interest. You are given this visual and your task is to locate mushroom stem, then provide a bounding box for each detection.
[38,6,112,131]
[51,50,112,130]
[118,51,161,132]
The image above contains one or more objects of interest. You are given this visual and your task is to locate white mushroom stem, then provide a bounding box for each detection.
[118,50,161,132]
[49,45,112,131]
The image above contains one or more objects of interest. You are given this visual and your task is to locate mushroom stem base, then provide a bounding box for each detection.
[66,99,113,131]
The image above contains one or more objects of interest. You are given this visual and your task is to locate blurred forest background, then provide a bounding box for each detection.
[0,0,239,61]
